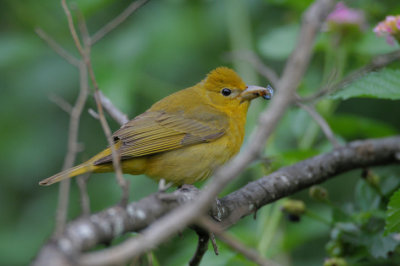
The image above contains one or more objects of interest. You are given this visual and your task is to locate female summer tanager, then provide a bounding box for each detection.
[39,67,273,186]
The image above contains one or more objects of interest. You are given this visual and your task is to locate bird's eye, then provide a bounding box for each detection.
[221,88,231,96]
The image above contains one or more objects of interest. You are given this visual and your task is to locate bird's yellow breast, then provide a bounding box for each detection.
[138,113,247,185]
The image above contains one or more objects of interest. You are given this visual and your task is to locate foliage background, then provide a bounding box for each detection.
[1,0,399,265]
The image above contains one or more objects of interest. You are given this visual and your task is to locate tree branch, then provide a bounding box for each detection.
[296,101,340,148]
[76,173,91,216]
[198,216,277,266]
[224,51,280,88]
[90,0,150,45]
[65,0,336,263]
[54,61,89,236]
[61,0,130,203]
[98,91,129,126]
[188,227,210,266]
[35,28,80,67]
[34,136,400,265]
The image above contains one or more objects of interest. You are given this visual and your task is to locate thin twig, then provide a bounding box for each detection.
[88,108,100,120]
[72,1,336,264]
[48,93,72,114]
[77,173,91,216]
[99,91,129,125]
[91,0,150,45]
[189,228,210,266]
[49,0,129,126]
[38,3,89,235]
[301,49,400,102]
[61,0,84,56]
[34,136,400,265]
[296,101,340,148]
[198,217,277,266]
[209,232,219,255]
[61,0,130,204]
[35,28,80,67]
[82,3,130,202]
[75,6,91,48]
[55,61,89,236]
[93,82,130,204]
[225,51,280,88]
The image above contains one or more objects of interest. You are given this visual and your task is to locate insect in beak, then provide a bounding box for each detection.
[239,85,274,102]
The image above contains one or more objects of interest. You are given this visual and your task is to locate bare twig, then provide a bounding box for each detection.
[198,217,276,266]
[90,92,129,126]
[66,0,336,264]
[209,233,219,255]
[83,6,130,205]
[301,49,400,102]
[48,93,72,114]
[91,0,150,45]
[91,71,130,204]
[88,108,100,120]
[189,228,210,266]
[225,51,280,88]
[61,0,84,56]
[75,6,91,48]
[61,0,129,204]
[55,61,89,236]
[34,136,400,265]
[99,91,129,125]
[37,7,90,236]
[37,0,341,263]
[35,28,80,66]
[77,173,91,216]
[296,101,340,148]
[38,0,144,241]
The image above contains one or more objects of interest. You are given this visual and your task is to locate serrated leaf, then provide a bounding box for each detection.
[331,68,400,100]
[368,234,398,258]
[385,189,400,234]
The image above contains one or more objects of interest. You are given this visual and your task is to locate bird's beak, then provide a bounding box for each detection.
[239,85,274,102]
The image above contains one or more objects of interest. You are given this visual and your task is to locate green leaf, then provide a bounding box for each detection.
[385,189,400,234]
[331,68,400,100]
[328,114,397,140]
[367,234,398,258]
[355,180,380,212]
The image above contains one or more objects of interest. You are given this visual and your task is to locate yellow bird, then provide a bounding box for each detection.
[39,67,273,186]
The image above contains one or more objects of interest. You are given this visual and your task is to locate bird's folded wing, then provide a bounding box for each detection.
[94,111,228,165]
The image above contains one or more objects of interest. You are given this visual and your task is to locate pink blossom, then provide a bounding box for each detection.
[373,15,400,45]
[326,2,365,29]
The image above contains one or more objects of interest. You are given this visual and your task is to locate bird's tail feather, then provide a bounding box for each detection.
[39,162,94,186]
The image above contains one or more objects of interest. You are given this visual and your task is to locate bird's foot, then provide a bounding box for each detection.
[158,178,173,192]
[210,198,224,222]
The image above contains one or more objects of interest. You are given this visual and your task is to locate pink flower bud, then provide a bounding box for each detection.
[373,15,400,45]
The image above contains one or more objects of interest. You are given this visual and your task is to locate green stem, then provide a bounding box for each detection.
[257,201,283,257]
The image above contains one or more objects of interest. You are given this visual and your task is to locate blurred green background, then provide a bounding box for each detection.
[1,0,400,265]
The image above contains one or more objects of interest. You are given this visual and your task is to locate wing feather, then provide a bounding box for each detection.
[94,110,228,165]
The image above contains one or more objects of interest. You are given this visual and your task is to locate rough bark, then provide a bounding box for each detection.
[34,136,400,265]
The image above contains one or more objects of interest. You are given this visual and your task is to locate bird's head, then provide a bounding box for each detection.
[201,67,273,112]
